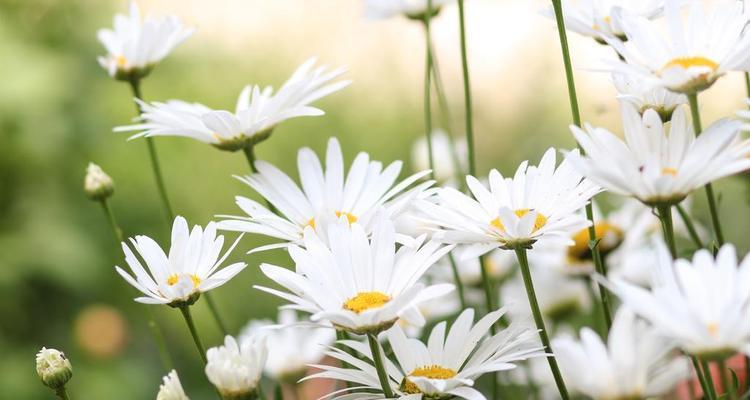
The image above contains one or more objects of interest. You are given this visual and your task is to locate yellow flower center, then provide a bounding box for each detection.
[568,222,624,261]
[490,209,548,232]
[400,365,458,394]
[707,323,719,337]
[343,292,390,314]
[305,218,316,229]
[115,55,127,67]
[662,167,678,176]
[335,211,358,224]
[592,15,612,31]
[661,56,718,72]
[166,274,202,288]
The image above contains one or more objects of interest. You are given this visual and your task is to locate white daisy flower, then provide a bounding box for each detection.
[613,73,686,122]
[606,244,750,359]
[218,137,433,252]
[306,308,546,399]
[255,213,454,335]
[546,0,664,43]
[569,106,750,207]
[115,58,350,151]
[96,2,194,80]
[205,335,267,399]
[606,0,750,93]
[115,216,247,307]
[553,308,688,399]
[411,129,467,184]
[363,0,455,20]
[157,370,189,400]
[420,147,600,255]
[239,309,334,382]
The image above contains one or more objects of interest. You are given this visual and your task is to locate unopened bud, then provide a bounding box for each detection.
[84,163,114,200]
[36,347,73,390]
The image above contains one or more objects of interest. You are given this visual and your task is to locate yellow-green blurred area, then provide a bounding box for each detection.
[1,0,750,398]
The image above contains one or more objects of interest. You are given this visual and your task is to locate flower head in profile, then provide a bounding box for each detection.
[256,213,454,335]
[84,162,115,201]
[421,147,599,255]
[115,216,246,307]
[36,348,73,390]
[97,2,194,80]
[239,309,334,382]
[547,0,663,43]
[363,0,455,21]
[606,244,750,359]
[218,137,433,251]
[157,370,189,400]
[116,58,350,151]
[307,308,545,399]
[613,73,686,122]
[205,335,267,399]
[553,308,687,399]
[569,106,750,207]
[606,0,750,93]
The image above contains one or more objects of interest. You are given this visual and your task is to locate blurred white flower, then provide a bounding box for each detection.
[553,308,688,399]
[205,335,267,399]
[84,162,115,201]
[363,0,455,20]
[36,348,73,390]
[218,137,433,251]
[546,0,663,42]
[570,106,750,206]
[613,73,686,122]
[256,213,454,335]
[607,244,750,358]
[116,58,350,151]
[97,2,193,80]
[420,148,600,254]
[606,0,750,93]
[411,129,467,184]
[428,249,516,286]
[115,216,246,307]
[307,308,545,399]
[239,309,334,382]
[156,370,189,400]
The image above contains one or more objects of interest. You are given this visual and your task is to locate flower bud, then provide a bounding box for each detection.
[84,163,114,201]
[36,347,73,390]
[157,370,189,400]
[206,336,266,400]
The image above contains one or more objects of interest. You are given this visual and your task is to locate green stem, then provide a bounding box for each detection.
[335,330,353,389]
[514,247,569,400]
[657,204,677,258]
[146,307,173,371]
[423,4,435,181]
[456,0,476,176]
[676,204,704,249]
[55,387,70,400]
[204,292,229,336]
[718,359,735,399]
[429,44,464,185]
[447,253,467,309]
[242,146,276,213]
[701,358,719,400]
[591,243,612,331]
[179,306,207,364]
[477,256,498,400]
[367,333,394,398]
[745,72,750,99]
[691,356,714,400]
[687,93,724,247]
[99,199,123,243]
[128,79,175,223]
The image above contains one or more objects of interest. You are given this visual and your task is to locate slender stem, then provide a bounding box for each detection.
[367,333,394,398]
[335,330,353,389]
[55,387,70,400]
[718,359,735,399]
[676,204,704,249]
[204,292,229,336]
[456,0,476,176]
[514,247,570,400]
[477,256,498,400]
[657,205,677,258]
[591,247,612,331]
[745,72,750,99]
[423,4,435,181]
[689,356,713,400]
[242,146,277,214]
[99,199,123,243]
[429,44,464,185]
[146,307,173,371]
[701,358,719,400]
[179,306,207,364]
[447,253,467,309]
[256,382,267,400]
[687,93,724,247]
[128,79,175,223]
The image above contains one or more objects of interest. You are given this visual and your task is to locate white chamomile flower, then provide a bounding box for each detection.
[97,2,193,80]
[420,147,600,255]
[255,213,454,335]
[363,0,455,20]
[547,0,664,43]
[205,335,267,399]
[307,308,546,399]
[115,216,247,307]
[239,309,334,382]
[157,370,189,400]
[606,0,750,94]
[570,105,750,207]
[411,129,467,184]
[613,73,686,122]
[606,244,750,359]
[218,137,433,252]
[116,58,350,151]
[553,308,688,400]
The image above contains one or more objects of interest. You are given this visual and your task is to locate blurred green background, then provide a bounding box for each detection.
[1,0,749,398]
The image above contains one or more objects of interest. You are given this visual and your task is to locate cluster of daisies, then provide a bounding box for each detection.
[34,0,750,400]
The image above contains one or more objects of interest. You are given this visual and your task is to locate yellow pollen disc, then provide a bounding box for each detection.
[661,56,718,72]
[343,292,390,314]
[662,167,678,176]
[166,274,179,286]
[707,323,719,336]
[490,217,505,231]
[335,211,358,224]
[569,222,624,261]
[115,55,127,67]
[190,274,202,288]
[490,209,548,233]
[401,365,458,394]
[305,218,316,229]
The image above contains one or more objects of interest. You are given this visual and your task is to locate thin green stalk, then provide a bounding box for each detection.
[242,145,277,213]
[477,256,498,400]
[456,0,475,176]
[676,204,704,249]
[718,359,736,399]
[128,79,175,223]
[550,0,609,334]
[367,333,394,398]
[657,205,677,258]
[591,247,613,331]
[514,247,569,400]
[447,253,467,309]
[336,330,353,389]
[429,44,464,185]
[691,356,714,400]
[55,387,70,400]
[423,3,435,180]
[745,72,750,99]
[701,358,719,400]
[179,306,207,364]
[204,293,229,336]
[256,382,267,400]
[687,93,724,247]
[99,199,123,243]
